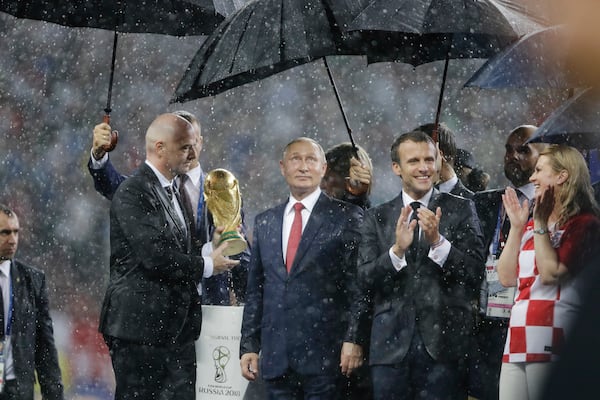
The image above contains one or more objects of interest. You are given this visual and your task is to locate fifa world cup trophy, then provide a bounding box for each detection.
[204,168,248,256]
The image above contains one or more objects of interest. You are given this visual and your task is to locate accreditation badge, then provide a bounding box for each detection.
[485,254,516,319]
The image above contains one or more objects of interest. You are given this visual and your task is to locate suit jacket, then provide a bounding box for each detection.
[9,260,64,400]
[450,179,474,199]
[358,190,485,365]
[473,189,506,251]
[99,163,205,345]
[88,157,249,305]
[240,193,364,380]
[87,157,125,200]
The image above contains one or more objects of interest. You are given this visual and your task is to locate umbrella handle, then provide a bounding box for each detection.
[101,114,119,152]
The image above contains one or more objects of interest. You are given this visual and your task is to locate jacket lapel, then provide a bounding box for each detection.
[8,261,21,336]
[140,165,188,249]
[269,204,287,281]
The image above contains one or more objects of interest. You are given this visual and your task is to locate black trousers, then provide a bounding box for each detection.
[0,380,19,400]
[106,336,196,400]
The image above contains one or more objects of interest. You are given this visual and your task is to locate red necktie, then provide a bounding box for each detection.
[286,202,304,273]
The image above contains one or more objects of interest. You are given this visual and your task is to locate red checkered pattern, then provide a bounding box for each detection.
[502,219,580,363]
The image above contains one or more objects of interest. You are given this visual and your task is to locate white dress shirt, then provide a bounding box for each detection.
[145,161,214,279]
[437,175,459,194]
[178,164,203,223]
[0,260,14,380]
[388,189,452,271]
[282,188,321,263]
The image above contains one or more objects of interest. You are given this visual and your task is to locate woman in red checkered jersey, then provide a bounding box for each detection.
[495,144,600,400]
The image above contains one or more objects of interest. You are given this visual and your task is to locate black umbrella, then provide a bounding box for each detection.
[0,0,227,149]
[346,0,543,140]
[464,26,583,89]
[171,0,373,150]
[527,89,600,149]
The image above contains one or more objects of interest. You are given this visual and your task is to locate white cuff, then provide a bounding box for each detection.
[90,150,108,169]
[389,247,407,272]
[428,236,451,268]
[202,242,214,278]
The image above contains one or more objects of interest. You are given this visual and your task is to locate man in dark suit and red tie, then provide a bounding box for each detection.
[239,137,365,399]
[357,130,485,400]
[98,113,239,400]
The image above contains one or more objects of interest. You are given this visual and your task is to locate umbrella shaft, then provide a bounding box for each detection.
[105,31,119,114]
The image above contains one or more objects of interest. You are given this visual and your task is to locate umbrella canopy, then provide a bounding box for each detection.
[464,26,583,89]
[0,0,230,149]
[171,0,370,102]
[0,0,224,35]
[345,0,543,139]
[348,0,542,66]
[527,89,600,149]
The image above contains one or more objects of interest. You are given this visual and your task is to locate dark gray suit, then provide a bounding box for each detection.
[358,190,485,398]
[99,163,205,399]
[6,260,63,400]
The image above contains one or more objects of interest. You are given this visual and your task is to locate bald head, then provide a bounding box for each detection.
[146,113,197,180]
[504,125,544,187]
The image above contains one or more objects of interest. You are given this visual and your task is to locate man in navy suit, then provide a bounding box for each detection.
[88,111,249,305]
[357,130,485,400]
[239,137,365,399]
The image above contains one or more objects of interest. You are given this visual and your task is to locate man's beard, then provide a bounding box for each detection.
[505,163,532,187]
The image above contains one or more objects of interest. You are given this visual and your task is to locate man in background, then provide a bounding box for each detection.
[416,123,474,199]
[471,125,544,400]
[0,204,64,400]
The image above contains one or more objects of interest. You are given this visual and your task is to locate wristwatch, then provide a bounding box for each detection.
[533,227,549,235]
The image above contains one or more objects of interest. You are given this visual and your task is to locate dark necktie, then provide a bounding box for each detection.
[164,185,174,201]
[178,175,196,235]
[410,201,421,263]
[286,203,304,273]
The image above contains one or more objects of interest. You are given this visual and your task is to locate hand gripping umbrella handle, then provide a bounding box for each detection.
[101,114,119,152]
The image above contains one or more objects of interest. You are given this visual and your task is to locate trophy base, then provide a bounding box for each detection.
[219,231,248,257]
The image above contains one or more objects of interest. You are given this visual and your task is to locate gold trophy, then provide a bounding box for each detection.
[204,168,247,256]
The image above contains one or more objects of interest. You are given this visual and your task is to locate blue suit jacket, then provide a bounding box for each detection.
[87,157,249,305]
[240,192,364,380]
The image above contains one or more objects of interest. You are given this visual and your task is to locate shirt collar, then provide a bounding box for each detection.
[286,188,321,215]
[145,160,173,188]
[185,164,203,187]
[0,260,10,278]
[438,176,458,194]
[402,188,434,207]
[516,182,535,201]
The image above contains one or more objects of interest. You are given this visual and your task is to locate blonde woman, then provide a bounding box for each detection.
[497,144,600,400]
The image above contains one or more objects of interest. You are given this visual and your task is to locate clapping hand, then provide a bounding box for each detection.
[502,187,530,231]
[533,185,555,226]
[392,205,418,257]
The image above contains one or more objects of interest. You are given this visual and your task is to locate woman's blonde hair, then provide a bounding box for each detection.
[540,145,600,227]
